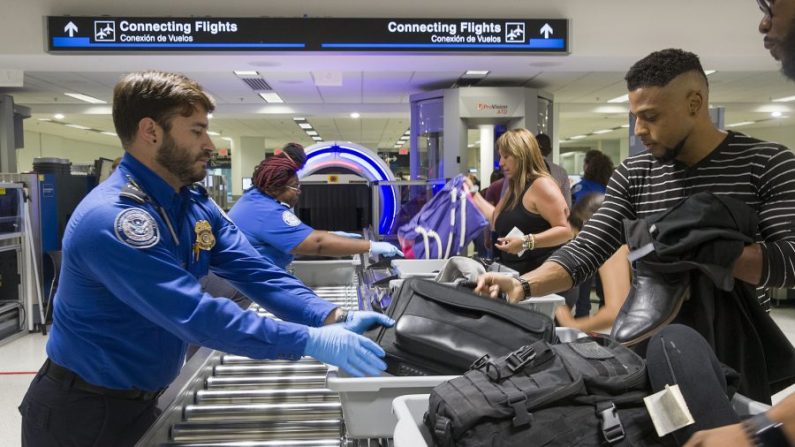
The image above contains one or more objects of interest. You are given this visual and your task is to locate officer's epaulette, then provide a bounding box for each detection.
[190,182,209,197]
[119,182,150,204]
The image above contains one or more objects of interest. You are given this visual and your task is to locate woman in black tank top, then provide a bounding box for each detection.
[468,129,572,274]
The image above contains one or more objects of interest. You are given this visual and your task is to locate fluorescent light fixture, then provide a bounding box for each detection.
[207,131,221,136]
[258,92,284,103]
[403,130,410,135]
[350,112,360,119]
[772,95,795,103]
[298,123,313,129]
[725,121,755,128]
[607,94,629,104]
[37,118,52,122]
[234,70,259,76]
[222,137,233,142]
[64,92,106,104]
[65,124,91,130]
[704,70,717,76]
[399,136,409,141]
[207,113,214,119]
[464,70,490,77]
[592,129,613,135]
[570,135,587,140]
[772,111,784,117]
[293,117,306,121]
[621,124,630,128]
[306,130,318,136]
[53,113,65,120]
[394,144,402,148]
[101,131,117,136]
[312,136,323,141]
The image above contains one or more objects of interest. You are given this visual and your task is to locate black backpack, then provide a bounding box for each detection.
[426,334,674,447]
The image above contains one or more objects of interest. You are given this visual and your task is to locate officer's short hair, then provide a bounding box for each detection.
[535,133,552,157]
[625,49,708,91]
[113,71,215,149]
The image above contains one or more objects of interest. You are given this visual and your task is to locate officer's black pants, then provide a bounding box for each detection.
[19,367,160,447]
[646,324,741,446]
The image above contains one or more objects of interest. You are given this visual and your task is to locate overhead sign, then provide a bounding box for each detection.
[47,17,569,53]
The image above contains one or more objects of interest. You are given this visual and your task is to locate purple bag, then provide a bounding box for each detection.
[398,175,488,259]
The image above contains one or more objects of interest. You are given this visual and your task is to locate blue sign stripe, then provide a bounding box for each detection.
[321,38,565,49]
[52,37,305,49]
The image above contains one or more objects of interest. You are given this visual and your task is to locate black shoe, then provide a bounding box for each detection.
[610,263,690,346]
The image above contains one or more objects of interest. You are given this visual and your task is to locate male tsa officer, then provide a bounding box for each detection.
[18,70,393,447]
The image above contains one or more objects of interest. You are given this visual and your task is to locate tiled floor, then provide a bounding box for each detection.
[1,308,794,447]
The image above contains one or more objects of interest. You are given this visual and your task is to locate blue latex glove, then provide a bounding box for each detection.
[369,241,404,257]
[330,231,363,239]
[343,311,395,334]
[304,324,387,377]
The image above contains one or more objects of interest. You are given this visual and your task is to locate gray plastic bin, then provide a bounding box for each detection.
[392,392,771,446]
[516,293,565,320]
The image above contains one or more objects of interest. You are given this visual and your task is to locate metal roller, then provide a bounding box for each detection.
[161,440,342,447]
[183,402,342,422]
[204,375,328,389]
[220,355,319,365]
[213,364,329,376]
[170,420,343,442]
[194,388,337,404]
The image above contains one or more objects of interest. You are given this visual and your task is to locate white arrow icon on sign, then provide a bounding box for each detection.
[64,21,78,37]
[540,23,553,39]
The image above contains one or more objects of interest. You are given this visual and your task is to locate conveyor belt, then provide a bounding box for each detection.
[136,261,362,447]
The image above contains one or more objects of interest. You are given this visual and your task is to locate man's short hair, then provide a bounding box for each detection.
[625,49,708,91]
[535,133,552,157]
[112,71,215,149]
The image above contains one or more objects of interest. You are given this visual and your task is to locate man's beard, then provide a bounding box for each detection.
[156,133,208,185]
[781,17,795,81]
[651,135,687,163]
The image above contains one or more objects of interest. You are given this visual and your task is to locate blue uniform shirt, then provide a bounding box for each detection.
[46,153,336,391]
[228,189,314,270]
[571,178,607,204]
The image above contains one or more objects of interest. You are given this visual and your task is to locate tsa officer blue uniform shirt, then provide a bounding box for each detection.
[228,188,314,270]
[46,153,336,392]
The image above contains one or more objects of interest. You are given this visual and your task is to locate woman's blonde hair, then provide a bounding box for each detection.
[493,128,549,222]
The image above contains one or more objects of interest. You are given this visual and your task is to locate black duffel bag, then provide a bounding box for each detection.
[426,334,673,447]
[367,277,555,376]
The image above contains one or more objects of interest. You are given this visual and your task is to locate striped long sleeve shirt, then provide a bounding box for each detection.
[549,131,795,300]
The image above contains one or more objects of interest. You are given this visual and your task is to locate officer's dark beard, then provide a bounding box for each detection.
[781,16,795,81]
[652,134,688,163]
[156,133,208,185]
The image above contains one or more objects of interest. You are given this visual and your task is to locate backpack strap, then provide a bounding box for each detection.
[596,401,625,444]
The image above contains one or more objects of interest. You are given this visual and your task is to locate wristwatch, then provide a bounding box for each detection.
[517,278,532,298]
[742,412,791,447]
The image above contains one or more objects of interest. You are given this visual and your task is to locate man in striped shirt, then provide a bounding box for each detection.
[477,48,795,307]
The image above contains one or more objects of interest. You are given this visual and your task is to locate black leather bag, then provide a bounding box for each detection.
[367,278,555,376]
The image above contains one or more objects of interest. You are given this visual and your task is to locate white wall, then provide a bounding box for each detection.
[742,125,795,150]
[17,130,123,172]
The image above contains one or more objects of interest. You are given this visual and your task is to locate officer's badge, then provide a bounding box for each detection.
[114,208,159,248]
[281,210,301,227]
[194,220,216,251]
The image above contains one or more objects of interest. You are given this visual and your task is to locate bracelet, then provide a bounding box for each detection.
[518,278,532,298]
[522,234,535,251]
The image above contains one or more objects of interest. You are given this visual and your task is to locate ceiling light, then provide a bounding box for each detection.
[293,117,306,122]
[570,135,587,140]
[306,130,318,136]
[463,70,490,77]
[399,136,409,141]
[101,131,117,136]
[298,123,313,129]
[207,131,220,136]
[258,92,284,103]
[725,121,755,128]
[350,112,360,119]
[234,70,259,76]
[53,113,65,120]
[404,130,410,135]
[37,118,52,122]
[772,95,795,103]
[64,93,106,104]
[222,137,233,142]
[621,124,630,128]
[207,113,214,119]
[607,94,629,104]
[394,144,403,148]
[592,129,613,135]
[704,70,717,76]
[312,136,323,141]
[772,111,783,117]
[65,124,91,130]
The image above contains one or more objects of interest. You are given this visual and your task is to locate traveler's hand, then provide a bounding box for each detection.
[495,236,525,255]
[684,424,752,447]
[475,273,525,303]
[343,311,395,334]
[304,325,387,377]
[330,231,363,239]
[369,241,404,257]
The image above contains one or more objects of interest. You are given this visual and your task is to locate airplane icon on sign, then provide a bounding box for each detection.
[94,21,116,42]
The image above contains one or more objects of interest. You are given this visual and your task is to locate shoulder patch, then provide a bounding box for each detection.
[114,208,160,248]
[281,210,302,227]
